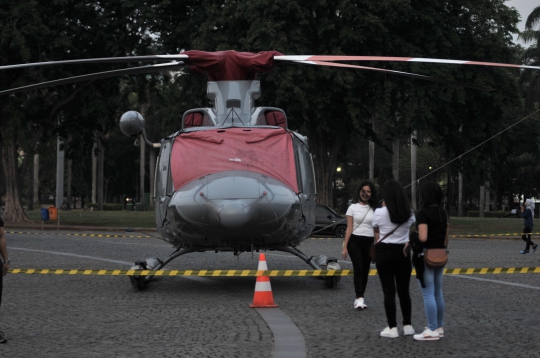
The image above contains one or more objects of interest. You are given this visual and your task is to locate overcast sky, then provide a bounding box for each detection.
[506,0,538,45]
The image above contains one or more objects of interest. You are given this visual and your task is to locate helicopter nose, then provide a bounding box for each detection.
[219,201,253,229]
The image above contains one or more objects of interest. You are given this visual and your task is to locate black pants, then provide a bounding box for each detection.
[522,226,535,250]
[376,243,412,328]
[347,235,374,298]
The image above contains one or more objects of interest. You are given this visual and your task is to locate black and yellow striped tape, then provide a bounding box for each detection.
[7,267,540,276]
[6,231,539,239]
[5,231,153,238]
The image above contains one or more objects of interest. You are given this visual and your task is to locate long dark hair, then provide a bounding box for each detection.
[420,181,443,209]
[357,181,378,209]
[382,179,412,224]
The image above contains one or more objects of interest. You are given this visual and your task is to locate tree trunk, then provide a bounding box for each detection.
[410,131,417,210]
[66,158,72,210]
[97,135,104,210]
[458,171,463,217]
[1,138,29,222]
[92,134,97,204]
[479,185,485,217]
[27,159,34,211]
[484,180,490,212]
[392,139,399,180]
[369,140,375,181]
[33,153,40,209]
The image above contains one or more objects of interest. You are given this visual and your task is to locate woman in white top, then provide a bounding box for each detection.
[372,179,416,338]
[342,181,378,310]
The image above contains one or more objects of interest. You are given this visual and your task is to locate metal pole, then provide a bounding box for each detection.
[55,136,65,208]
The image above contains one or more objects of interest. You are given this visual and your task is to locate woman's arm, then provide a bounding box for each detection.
[373,226,380,242]
[341,215,353,259]
[418,223,428,243]
[444,223,449,247]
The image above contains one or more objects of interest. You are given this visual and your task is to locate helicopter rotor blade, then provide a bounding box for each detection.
[0,55,189,71]
[288,60,493,91]
[275,55,540,71]
[0,62,186,96]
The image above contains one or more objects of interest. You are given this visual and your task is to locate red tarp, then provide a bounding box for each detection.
[171,128,299,193]
[183,50,283,81]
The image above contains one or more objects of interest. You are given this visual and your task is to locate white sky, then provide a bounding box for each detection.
[506,0,538,45]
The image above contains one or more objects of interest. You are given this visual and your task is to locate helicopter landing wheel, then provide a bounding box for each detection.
[129,275,148,290]
[325,276,338,288]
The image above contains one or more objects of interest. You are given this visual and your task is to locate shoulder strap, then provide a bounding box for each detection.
[352,206,371,232]
[375,221,404,245]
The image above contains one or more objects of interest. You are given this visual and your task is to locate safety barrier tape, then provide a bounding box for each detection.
[5,231,538,239]
[7,267,540,276]
[5,231,154,238]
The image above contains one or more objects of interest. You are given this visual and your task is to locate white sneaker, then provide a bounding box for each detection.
[403,325,415,336]
[413,327,440,341]
[380,327,399,338]
[437,327,444,337]
[354,298,367,310]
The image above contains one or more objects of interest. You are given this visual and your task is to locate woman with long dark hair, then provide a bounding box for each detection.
[372,179,416,338]
[342,181,378,310]
[413,181,448,341]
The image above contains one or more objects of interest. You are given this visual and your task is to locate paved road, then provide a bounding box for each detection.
[0,231,539,357]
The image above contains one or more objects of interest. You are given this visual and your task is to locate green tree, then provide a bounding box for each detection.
[0,0,156,221]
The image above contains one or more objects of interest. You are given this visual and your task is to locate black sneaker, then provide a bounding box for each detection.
[533,244,538,253]
[520,250,530,254]
[0,331,7,344]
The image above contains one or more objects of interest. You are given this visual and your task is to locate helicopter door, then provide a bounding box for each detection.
[155,138,174,228]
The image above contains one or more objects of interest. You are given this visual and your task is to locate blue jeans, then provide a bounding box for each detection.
[418,265,444,331]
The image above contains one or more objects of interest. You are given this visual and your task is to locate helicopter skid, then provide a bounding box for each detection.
[129,245,341,290]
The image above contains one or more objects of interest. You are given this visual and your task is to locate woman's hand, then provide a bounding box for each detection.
[2,262,8,276]
[342,245,348,259]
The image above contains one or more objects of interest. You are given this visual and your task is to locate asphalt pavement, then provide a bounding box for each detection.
[0,227,539,357]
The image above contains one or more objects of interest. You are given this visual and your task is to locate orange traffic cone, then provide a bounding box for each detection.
[250,253,278,308]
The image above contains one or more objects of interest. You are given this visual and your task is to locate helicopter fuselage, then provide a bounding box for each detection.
[151,80,317,253]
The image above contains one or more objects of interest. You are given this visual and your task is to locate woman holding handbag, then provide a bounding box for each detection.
[342,181,378,310]
[372,179,416,338]
[413,181,449,341]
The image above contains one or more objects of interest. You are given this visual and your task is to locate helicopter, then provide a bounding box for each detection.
[1,50,538,290]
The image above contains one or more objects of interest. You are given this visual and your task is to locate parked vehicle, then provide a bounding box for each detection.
[314,205,347,238]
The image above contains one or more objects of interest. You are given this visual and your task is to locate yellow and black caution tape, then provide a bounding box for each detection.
[7,267,540,276]
[6,230,539,239]
[5,231,154,238]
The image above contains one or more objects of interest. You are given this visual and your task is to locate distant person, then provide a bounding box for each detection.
[372,179,416,338]
[0,207,9,343]
[520,199,537,254]
[342,181,378,310]
[413,182,449,341]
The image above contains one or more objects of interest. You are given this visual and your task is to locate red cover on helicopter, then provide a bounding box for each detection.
[171,127,299,193]
[183,50,283,81]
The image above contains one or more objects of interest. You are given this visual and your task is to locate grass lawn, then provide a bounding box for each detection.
[22,209,531,237]
[24,209,156,229]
